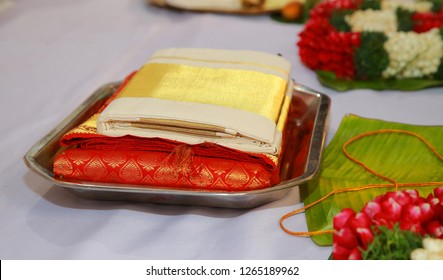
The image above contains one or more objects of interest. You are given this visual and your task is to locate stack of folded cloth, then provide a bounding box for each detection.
[53,48,293,191]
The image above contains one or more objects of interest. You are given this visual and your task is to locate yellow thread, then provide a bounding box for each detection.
[280,129,443,237]
[160,144,194,176]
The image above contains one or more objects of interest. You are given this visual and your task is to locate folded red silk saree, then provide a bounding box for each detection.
[53,73,286,191]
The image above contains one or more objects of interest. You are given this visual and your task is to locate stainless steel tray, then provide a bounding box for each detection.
[24,82,330,208]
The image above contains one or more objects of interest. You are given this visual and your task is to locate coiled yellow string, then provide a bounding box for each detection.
[280,129,443,237]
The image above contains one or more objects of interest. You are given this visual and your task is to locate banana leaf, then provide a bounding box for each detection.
[317,71,443,91]
[301,115,443,246]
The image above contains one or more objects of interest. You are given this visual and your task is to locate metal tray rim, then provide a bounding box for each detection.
[24,82,330,206]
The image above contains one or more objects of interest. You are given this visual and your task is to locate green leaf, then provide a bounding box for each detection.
[359,0,381,10]
[301,115,443,246]
[329,9,353,32]
[429,0,443,12]
[396,8,414,32]
[362,225,423,260]
[316,71,443,91]
[354,32,389,80]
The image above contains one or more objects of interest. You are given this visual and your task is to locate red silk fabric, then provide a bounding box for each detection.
[54,147,278,191]
[53,72,285,191]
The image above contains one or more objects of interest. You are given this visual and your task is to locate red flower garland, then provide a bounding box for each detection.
[413,10,443,33]
[309,0,362,19]
[298,17,360,79]
[332,187,443,260]
[298,0,443,80]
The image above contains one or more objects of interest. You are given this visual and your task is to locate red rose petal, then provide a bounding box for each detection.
[426,220,443,238]
[401,204,422,223]
[434,186,443,199]
[350,212,371,232]
[332,243,351,260]
[355,227,374,249]
[381,197,402,222]
[362,201,381,219]
[334,227,359,250]
[348,248,363,260]
[333,208,356,230]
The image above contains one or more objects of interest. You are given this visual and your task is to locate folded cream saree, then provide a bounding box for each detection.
[97,48,293,158]
[53,54,295,191]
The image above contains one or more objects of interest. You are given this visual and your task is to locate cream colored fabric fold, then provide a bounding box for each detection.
[97,48,292,155]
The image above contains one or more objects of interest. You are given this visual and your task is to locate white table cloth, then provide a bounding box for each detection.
[1,0,443,260]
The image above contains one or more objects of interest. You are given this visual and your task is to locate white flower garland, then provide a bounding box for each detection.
[411,237,443,260]
[381,0,433,13]
[345,9,397,32]
[383,29,443,78]
[341,0,443,79]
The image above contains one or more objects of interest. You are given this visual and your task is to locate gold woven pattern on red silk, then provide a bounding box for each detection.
[54,148,276,191]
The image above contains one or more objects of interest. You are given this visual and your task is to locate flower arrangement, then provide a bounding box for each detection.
[332,187,443,260]
[298,0,443,90]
